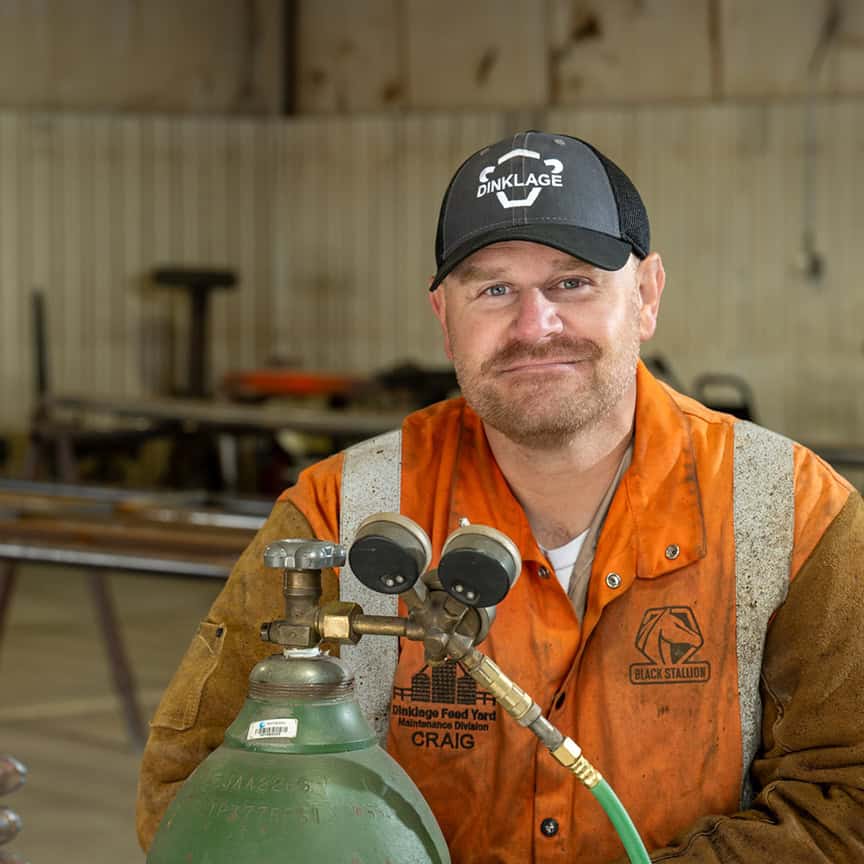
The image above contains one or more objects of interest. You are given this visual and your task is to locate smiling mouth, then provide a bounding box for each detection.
[501,359,589,373]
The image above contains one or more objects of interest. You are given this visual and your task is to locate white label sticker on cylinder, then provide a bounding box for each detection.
[247,718,299,740]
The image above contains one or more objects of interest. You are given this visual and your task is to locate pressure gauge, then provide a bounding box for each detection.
[438,524,521,607]
[347,513,432,594]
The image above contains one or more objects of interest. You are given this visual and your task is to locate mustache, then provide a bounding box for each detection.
[481,337,601,373]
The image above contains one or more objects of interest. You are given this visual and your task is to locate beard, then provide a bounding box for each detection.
[453,318,641,450]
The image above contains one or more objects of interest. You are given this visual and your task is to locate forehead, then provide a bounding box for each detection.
[449,240,597,283]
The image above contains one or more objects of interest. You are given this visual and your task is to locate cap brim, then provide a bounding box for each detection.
[430,224,632,291]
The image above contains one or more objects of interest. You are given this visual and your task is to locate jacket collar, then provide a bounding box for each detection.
[623,361,707,579]
[448,360,707,578]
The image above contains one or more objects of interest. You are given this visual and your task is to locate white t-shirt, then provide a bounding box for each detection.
[542,529,590,594]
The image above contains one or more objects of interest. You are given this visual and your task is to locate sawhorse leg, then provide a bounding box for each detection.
[88,572,148,749]
[0,559,147,749]
[0,563,17,648]
[53,446,148,749]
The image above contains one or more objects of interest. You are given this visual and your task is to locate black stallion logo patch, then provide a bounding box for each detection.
[629,606,711,685]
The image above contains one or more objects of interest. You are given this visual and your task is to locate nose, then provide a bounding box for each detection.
[511,289,564,343]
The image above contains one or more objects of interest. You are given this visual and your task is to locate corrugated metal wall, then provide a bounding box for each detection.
[1,104,862,444]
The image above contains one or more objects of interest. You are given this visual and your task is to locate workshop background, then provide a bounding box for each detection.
[0,2,862,863]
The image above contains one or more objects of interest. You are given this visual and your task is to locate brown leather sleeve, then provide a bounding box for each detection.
[627,492,864,863]
[135,499,337,852]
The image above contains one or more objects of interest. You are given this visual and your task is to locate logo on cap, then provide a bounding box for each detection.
[476,148,564,210]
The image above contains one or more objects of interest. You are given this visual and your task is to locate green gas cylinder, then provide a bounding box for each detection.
[147,650,450,864]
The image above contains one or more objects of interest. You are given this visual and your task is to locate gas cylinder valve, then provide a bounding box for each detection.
[261,520,513,660]
[261,538,426,651]
[263,539,346,570]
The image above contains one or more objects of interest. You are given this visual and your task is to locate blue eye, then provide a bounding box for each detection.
[484,284,509,297]
[561,278,586,290]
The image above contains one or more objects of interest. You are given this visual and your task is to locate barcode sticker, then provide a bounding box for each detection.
[247,718,299,740]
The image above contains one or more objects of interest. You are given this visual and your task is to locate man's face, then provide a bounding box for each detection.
[430,241,664,448]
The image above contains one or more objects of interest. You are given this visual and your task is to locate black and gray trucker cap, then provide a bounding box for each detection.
[431,131,650,290]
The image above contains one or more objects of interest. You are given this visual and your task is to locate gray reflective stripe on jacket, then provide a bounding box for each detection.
[733,421,794,808]
[339,420,796,800]
[339,430,402,742]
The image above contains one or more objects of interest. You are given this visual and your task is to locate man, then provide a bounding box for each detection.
[137,132,864,862]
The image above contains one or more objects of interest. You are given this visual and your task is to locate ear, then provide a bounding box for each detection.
[635,253,665,342]
[428,281,454,359]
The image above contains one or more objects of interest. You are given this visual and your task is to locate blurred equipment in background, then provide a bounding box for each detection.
[372,362,459,408]
[0,481,270,747]
[223,361,458,412]
[26,274,461,493]
[642,353,686,393]
[36,394,406,495]
[636,357,863,490]
[219,361,459,494]
[222,366,380,495]
[151,268,238,488]
[0,755,27,864]
[691,372,758,421]
[687,366,863,491]
[25,292,173,485]
[223,368,362,403]
[151,267,237,399]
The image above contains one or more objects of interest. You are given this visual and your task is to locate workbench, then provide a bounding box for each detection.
[28,393,408,492]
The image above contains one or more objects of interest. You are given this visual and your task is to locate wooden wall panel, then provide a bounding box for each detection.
[405,0,547,109]
[296,0,403,114]
[548,0,714,104]
[0,0,283,115]
[0,104,861,453]
[295,0,864,111]
[721,0,864,99]
[3,1,864,118]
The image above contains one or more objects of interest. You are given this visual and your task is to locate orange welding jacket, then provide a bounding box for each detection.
[276,361,855,863]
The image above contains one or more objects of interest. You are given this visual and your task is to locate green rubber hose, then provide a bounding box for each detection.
[458,648,651,862]
[590,777,651,864]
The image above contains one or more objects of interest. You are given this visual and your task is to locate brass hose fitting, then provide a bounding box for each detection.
[459,648,603,790]
[459,649,538,726]
[550,737,602,790]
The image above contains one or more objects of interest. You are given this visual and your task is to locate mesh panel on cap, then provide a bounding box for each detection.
[586,146,650,258]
